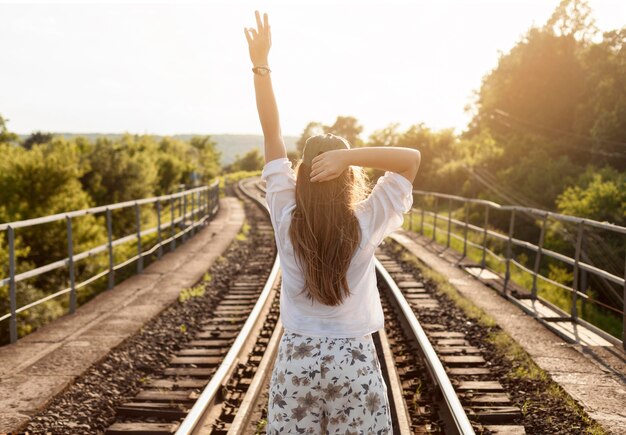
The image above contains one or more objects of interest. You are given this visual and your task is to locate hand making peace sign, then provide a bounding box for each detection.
[244,10,272,67]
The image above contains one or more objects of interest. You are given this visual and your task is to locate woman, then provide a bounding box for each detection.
[244,11,421,434]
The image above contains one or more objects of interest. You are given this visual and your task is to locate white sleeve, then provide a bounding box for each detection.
[359,171,414,247]
[261,157,297,228]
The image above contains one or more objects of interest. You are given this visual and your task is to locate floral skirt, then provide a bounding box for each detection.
[266,330,392,434]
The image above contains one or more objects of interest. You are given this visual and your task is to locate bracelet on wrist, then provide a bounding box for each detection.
[252,65,271,76]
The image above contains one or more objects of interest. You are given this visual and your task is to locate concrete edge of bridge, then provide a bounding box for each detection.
[0,196,245,434]
[388,230,626,435]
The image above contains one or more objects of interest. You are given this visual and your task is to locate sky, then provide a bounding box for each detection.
[1,0,624,138]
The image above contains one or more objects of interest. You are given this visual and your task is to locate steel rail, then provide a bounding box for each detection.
[375,257,476,435]
[175,178,279,435]
[227,318,284,434]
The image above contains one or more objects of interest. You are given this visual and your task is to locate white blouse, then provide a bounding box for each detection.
[261,157,414,338]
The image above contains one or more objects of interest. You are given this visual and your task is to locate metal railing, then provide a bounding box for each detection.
[0,180,220,344]
[409,190,626,351]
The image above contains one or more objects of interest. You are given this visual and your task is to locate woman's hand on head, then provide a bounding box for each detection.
[244,10,271,67]
[310,150,350,183]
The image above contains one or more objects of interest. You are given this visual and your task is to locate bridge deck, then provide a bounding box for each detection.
[0,197,245,433]
[390,231,626,435]
[1,198,624,434]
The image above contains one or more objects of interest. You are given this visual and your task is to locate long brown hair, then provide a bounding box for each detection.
[289,144,371,306]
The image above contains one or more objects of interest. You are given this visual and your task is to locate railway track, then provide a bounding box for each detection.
[105,179,280,434]
[105,176,524,434]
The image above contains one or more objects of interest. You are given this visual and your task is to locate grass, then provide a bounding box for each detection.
[256,417,267,434]
[219,169,262,196]
[235,220,251,242]
[388,240,608,435]
[402,210,622,339]
[178,284,206,303]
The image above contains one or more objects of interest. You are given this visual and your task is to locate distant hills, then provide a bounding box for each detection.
[16,133,299,166]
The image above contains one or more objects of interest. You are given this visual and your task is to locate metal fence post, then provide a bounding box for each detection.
[170,196,176,252]
[531,214,548,300]
[503,209,516,295]
[178,189,183,220]
[156,201,163,259]
[208,187,212,218]
[135,203,143,273]
[106,208,114,290]
[462,202,469,258]
[481,205,489,269]
[578,233,589,317]
[204,188,212,220]
[66,216,76,314]
[420,203,424,236]
[623,253,625,352]
[446,198,452,248]
[199,189,204,222]
[191,192,196,236]
[432,196,439,242]
[8,226,17,344]
[182,194,188,242]
[571,221,584,322]
[213,185,218,218]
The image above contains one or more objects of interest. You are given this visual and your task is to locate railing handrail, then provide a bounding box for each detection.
[418,209,625,288]
[1,180,221,344]
[412,189,626,235]
[0,183,216,231]
[410,189,625,351]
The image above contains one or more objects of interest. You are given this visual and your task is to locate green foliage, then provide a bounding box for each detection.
[224,147,264,172]
[556,165,626,225]
[235,221,251,241]
[0,121,221,345]
[0,115,18,145]
[81,134,159,205]
[323,116,364,148]
[368,123,401,148]
[217,169,262,197]
[296,121,324,154]
[21,131,54,150]
[295,116,364,153]
[178,285,205,303]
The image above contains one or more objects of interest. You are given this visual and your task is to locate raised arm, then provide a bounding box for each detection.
[244,11,286,164]
[310,147,421,185]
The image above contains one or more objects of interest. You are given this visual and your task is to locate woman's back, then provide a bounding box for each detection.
[261,157,414,338]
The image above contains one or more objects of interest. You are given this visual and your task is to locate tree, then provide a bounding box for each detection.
[156,137,193,194]
[556,165,625,225]
[0,115,18,145]
[368,123,401,147]
[22,131,54,150]
[323,116,364,148]
[461,0,626,211]
[545,0,598,42]
[295,116,364,155]
[190,135,221,182]
[295,122,324,154]
[79,135,159,236]
[575,28,626,170]
[226,148,264,172]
